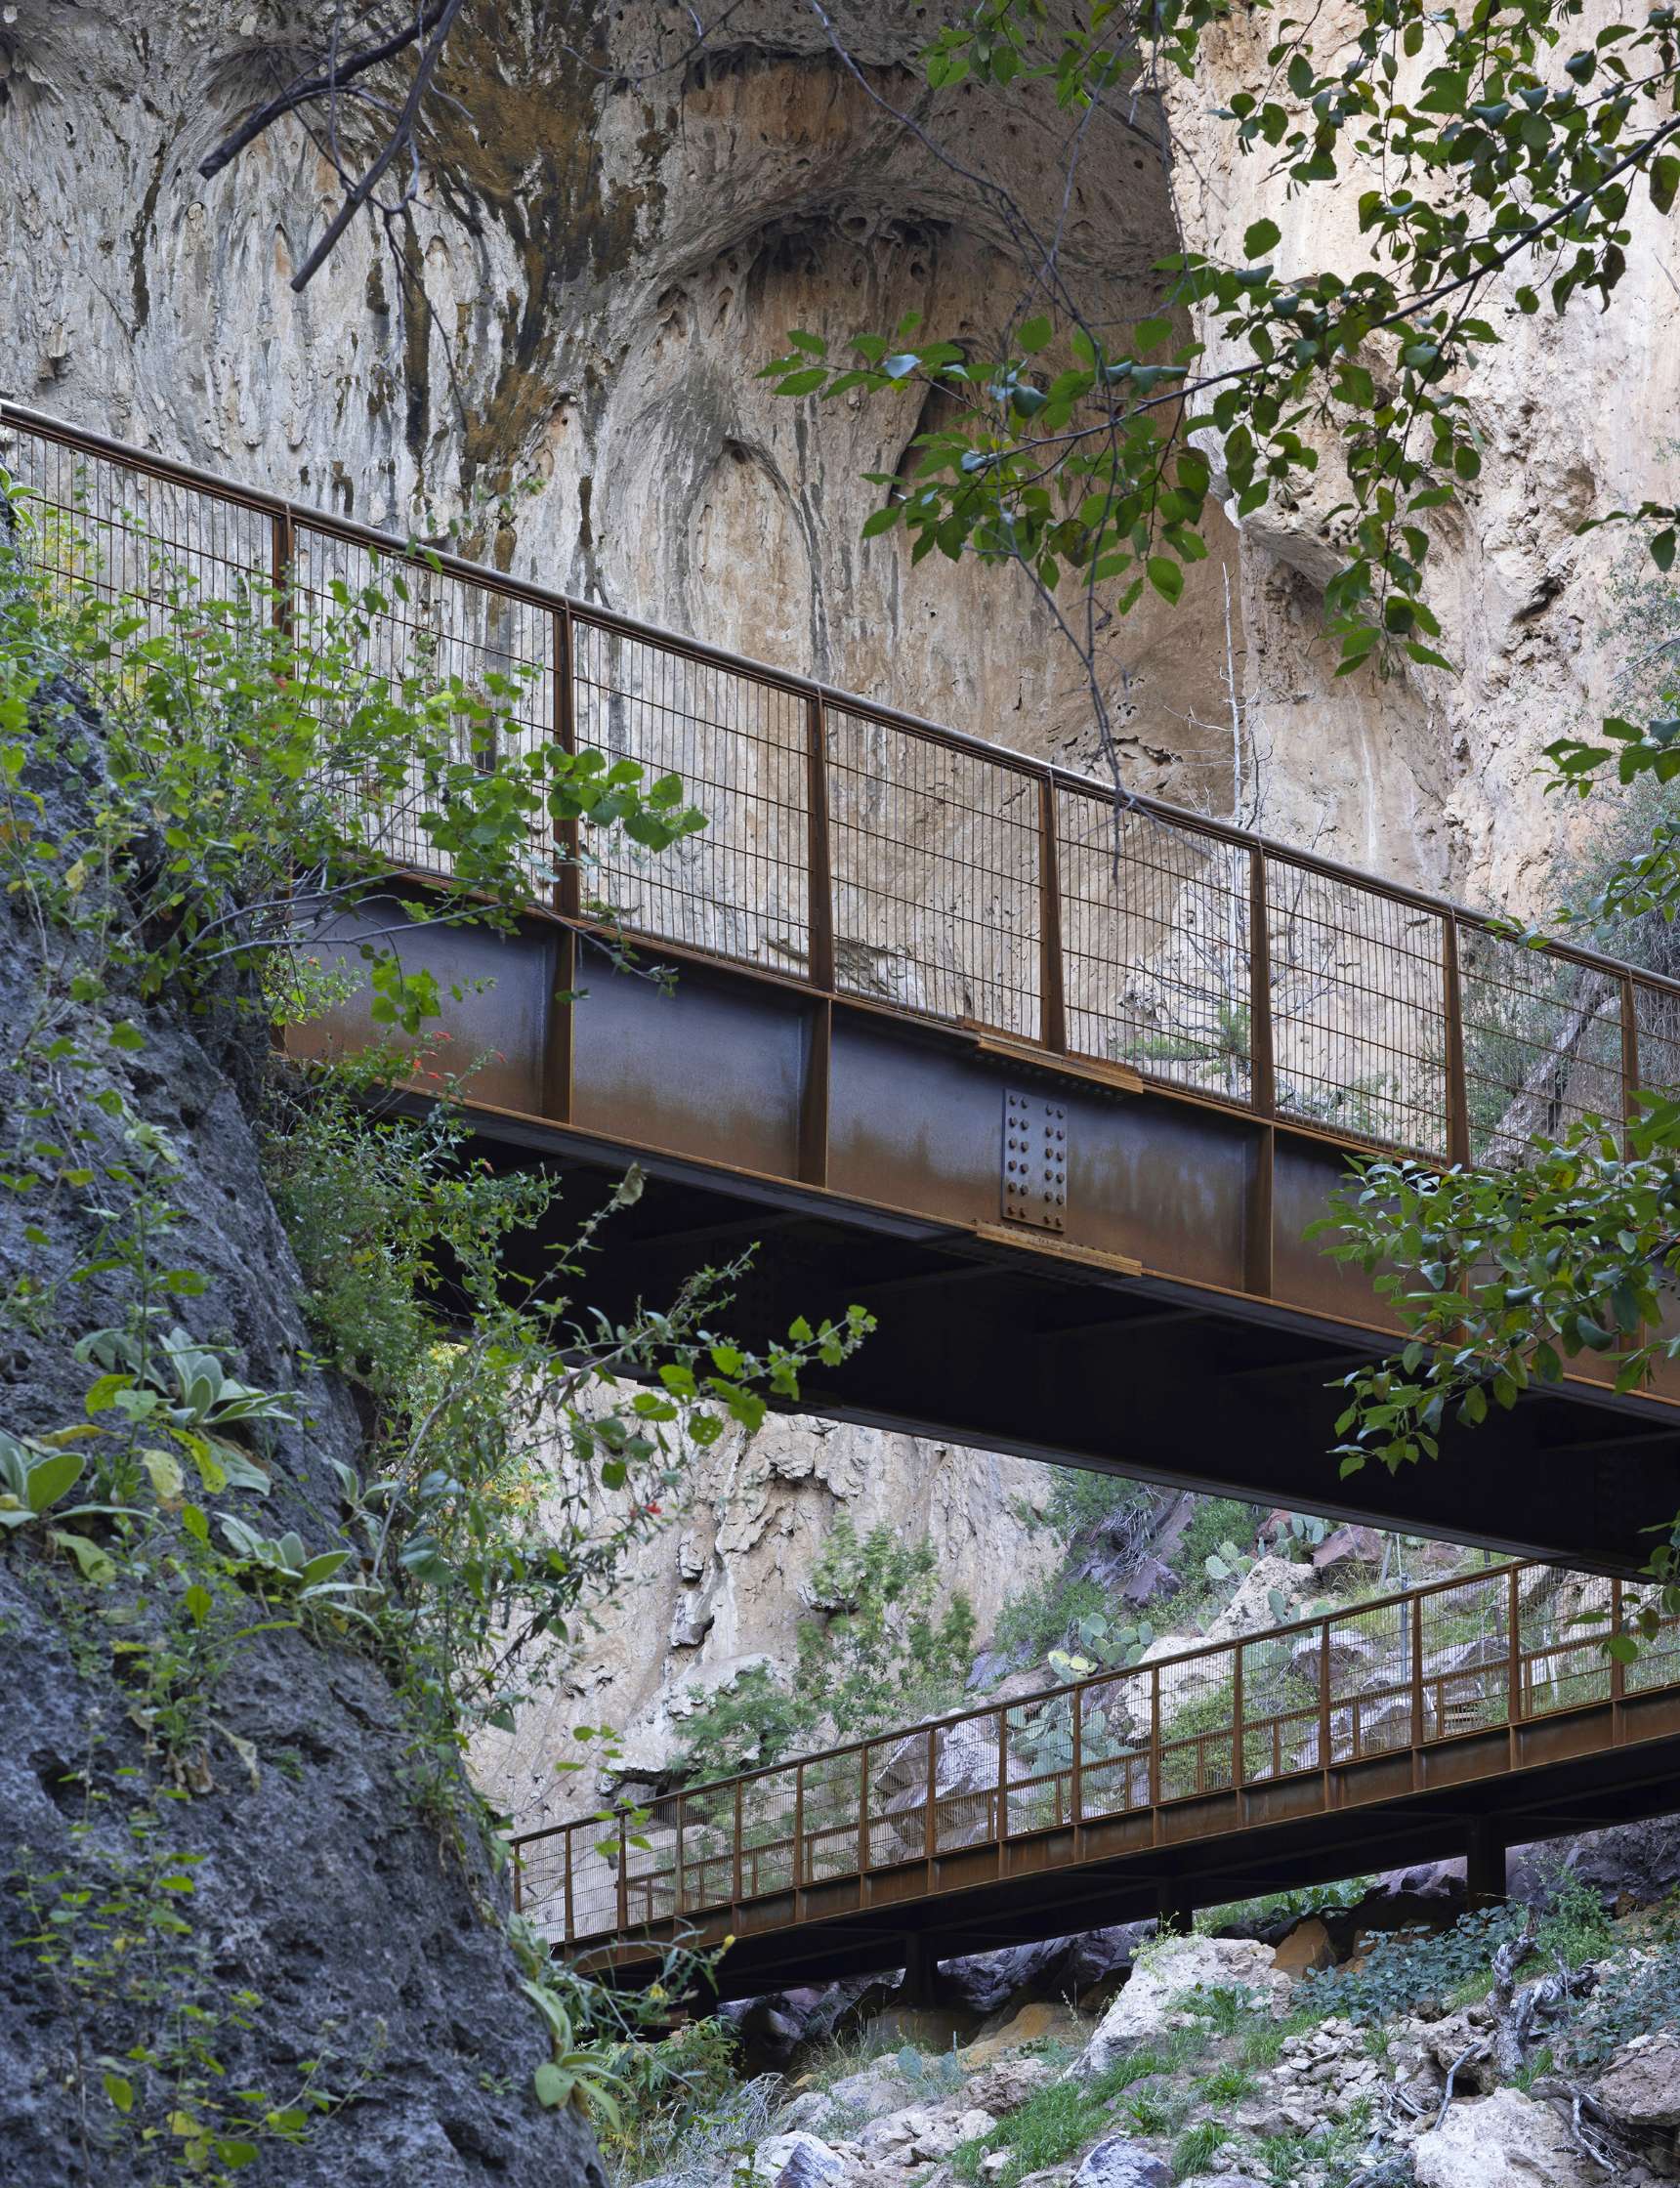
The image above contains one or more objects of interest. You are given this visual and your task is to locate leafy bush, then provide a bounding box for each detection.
[1299,1907,1525,2025]
[1562,1938,1680,2074]
[949,2048,1176,2188]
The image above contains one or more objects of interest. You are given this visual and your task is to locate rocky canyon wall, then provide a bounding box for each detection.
[5,0,1676,1825]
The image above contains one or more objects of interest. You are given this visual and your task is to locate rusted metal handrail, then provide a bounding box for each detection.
[509,1555,1678,1950]
[3,397,1678,1185]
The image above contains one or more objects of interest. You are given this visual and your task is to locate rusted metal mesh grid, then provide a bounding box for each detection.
[3,428,273,658]
[1625,1585,1680,1695]
[800,1749,864,1883]
[1268,860,1448,1154]
[1239,1626,1322,1780]
[826,708,1042,1036]
[1520,1569,1615,1716]
[290,521,557,879]
[1158,1642,1238,1801]
[867,1727,934,1865]
[1059,794,1251,1097]
[1077,1673,1151,1820]
[1634,979,1680,1105]
[1002,1696,1070,1836]
[1458,927,1626,1164]
[1419,1569,1512,1736]
[1327,1593,1412,1762]
[571,616,807,973]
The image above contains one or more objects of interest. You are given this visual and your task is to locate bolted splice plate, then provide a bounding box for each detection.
[1002,1087,1069,1233]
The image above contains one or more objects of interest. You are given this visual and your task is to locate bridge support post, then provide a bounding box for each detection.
[1465,1818,1507,1911]
[900,1932,939,2007]
[1156,1879,1195,1938]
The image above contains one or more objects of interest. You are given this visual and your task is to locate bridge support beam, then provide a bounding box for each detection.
[1156,1879,1195,1938]
[899,1933,939,2007]
[1465,1818,1507,1911]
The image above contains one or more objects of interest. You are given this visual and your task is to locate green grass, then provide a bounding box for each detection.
[1172,2120,1225,2179]
[1239,2001,1324,2073]
[948,2050,1176,2188]
[1194,2063,1256,2104]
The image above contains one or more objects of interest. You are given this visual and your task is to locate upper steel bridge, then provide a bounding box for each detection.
[511,1560,1680,1999]
[7,400,1680,1569]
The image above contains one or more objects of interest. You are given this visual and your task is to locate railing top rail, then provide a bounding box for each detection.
[509,1554,1558,1848]
[8,397,1680,1006]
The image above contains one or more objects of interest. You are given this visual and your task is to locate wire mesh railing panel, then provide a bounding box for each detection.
[826,709,1041,1034]
[2,423,275,644]
[618,1796,681,1928]
[1634,977,1680,1103]
[672,1783,737,1914]
[1518,1570,1614,1716]
[1158,1643,1237,1801]
[291,521,557,880]
[866,1730,932,1865]
[1239,1627,1323,1781]
[1623,1584,1680,1696]
[1001,1694,1072,1836]
[737,1767,798,1900]
[1324,1594,1414,1761]
[1077,1674,1150,1818]
[1459,927,1626,1165]
[571,616,808,972]
[1420,1569,1512,1737]
[932,1713,1003,1853]
[564,1819,627,1940]
[1266,862,1447,1153]
[800,1749,865,1884]
[1060,794,1252,1098]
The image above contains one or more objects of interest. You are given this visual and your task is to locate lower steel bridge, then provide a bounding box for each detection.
[510,1562,1680,1999]
[7,402,1680,1568]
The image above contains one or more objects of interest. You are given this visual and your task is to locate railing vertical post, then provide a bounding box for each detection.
[794,1763,806,1903]
[1071,1682,1083,1832]
[1232,1642,1244,1796]
[806,693,835,992]
[861,1744,871,1878]
[512,1838,524,1915]
[270,506,294,639]
[734,1779,744,1907]
[1039,771,1067,1053]
[1248,848,1275,1118]
[564,1826,575,1943]
[1611,1577,1625,1713]
[1443,914,1470,1166]
[1150,1663,1162,1809]
[1622,974,1641,1159]
[675,1792,686,1916]
[925,1727,938,1868]
[1411,1596,1425,1751]
[554,604,580,920]
[615,1811,628,1934]
[1320,1617,1333,1783]
[1508,1564,1524,1735]
[995,1707,1009,1852]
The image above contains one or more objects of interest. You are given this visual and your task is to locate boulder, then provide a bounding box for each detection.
[858,2103,995,2163]
[1592,2032,1680,2132]
[965,2054,1057,2117]
[1121,1555,1181,1610]
[1411,2088,1597,2188]
[1270,1915,1334,1977]
[1313,1523,1384,1572]
[751,2130,848,2186]
[1071,2141,1171,2187]
[1073,1935,1290,2078]
[1510,1815,1680,1913]
[943,1921,1150,2017]
[965,1999,1086,2066]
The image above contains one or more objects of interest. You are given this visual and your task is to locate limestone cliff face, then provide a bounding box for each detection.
[5,0,1674,1819]
[479,1414,1060,1830]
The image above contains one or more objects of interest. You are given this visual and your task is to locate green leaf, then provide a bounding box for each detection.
[1243,218,1281,261]
[1653,155,1680,216]
[49,1530,116,1585]
[1146,556,1184,605]
[103,2072,135,2114]
[1652,528,1677,573]
[1019,314,1053,353]
[533,2062,571,2108]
